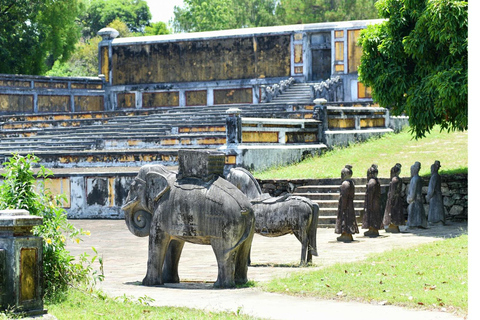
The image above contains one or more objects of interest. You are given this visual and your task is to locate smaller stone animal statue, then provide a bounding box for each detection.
[382,163,405,233]
[426,160,445,225]
[122,160,255,288]
[406,161,427,228]
[226,167,319,266]
[362,164,382,237]
[335,165,359,241]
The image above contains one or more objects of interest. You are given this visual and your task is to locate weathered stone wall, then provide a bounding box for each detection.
[111,35,291,85]
[0,74,105,114]
[258,173,468,221]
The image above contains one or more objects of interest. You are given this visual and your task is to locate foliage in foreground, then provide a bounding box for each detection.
[46,288,258,320]
[0,154,101,301]
[358,0,468,139]
[262,235,468,316]
[254,126,468,179]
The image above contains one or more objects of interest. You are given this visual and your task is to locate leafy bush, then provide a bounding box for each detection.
[0,154,102,301]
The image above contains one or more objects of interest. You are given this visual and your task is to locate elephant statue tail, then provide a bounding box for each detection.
[308,203,319,256]
[230,207,255,254]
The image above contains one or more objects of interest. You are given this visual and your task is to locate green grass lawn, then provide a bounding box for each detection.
[255,126,468,179]
[45,289,259,320]
[261,235,468,317]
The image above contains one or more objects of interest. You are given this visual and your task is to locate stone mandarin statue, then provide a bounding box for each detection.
[362,164,382,237]
[382,163,405,233]
[407,161,427,228]
[426,160,446,225]
[335,165,359,241]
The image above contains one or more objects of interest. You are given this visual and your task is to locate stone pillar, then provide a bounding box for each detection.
[313,98,327,144]
[98,28,119,111]
[0,209,45,316]
[226,108,242,146]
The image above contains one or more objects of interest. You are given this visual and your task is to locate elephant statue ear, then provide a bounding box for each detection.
[145,172,170,207]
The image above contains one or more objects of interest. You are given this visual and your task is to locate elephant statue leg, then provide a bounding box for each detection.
[234,229,254,285]
[162,239,185,283]
[143,230,171,286]
[211,241,237,288]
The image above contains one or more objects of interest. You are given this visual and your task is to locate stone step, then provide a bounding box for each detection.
[294,192,366,201]
[318,207,364,216]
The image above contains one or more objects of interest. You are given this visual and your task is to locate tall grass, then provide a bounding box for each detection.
[254,126,468,179]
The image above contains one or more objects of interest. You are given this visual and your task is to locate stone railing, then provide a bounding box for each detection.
[225,108,322,146]
[261,77,296,103]
[324,106,390,130]
[311,76,343,102]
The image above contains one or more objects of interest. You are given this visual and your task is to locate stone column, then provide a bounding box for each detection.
[313,98,327,144]
[226,108,242,146]
[0,209,45,316]
[98,28,119,111]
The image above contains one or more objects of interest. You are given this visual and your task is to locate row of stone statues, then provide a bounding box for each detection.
[336,161,445,242]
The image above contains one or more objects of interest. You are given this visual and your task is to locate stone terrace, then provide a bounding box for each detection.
[0,103,315,168]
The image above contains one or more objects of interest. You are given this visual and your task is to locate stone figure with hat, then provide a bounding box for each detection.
[363,164,382,237]
[335,165,359,241]
[383,163,405,233]
[426,160,446,225]
[407,161,427,228]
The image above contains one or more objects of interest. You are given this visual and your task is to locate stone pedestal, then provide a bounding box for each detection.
[0,209,45,316]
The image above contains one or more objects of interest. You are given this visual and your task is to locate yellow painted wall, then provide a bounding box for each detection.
[37,95,70,113]
[185,90,207,106]
[329,118,355,129]
[36,178,71,208]
[74,96,104,112]
[243,131,279,143]
[360,118,385,128]
[111,35,290,85]
[143,92,179,108]
[117,93,135,109]
[214,88,252,105]
[0,94,34,113]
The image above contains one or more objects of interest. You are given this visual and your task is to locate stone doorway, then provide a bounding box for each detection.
[310,32,331,81]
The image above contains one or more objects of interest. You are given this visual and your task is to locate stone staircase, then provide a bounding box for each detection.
[267,83,313,104]
[292,178,390,228]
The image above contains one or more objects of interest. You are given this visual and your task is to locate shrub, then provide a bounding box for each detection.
[0,154,101,301]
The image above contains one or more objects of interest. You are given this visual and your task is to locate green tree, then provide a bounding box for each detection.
[47,19,133,78]
[144,21,171,36]
[276,0,378,25]
[172,0,237,32]
[80,0,151,38]
[0,0,81,75]
[233,0,280,28]
[358,0,468,138]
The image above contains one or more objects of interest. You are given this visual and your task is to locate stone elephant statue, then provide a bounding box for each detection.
[226,167,319,266]
[122,164,255,288]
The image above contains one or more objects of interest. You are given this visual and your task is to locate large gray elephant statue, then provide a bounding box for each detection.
[122,164,255,288]
[226,167,319,266]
